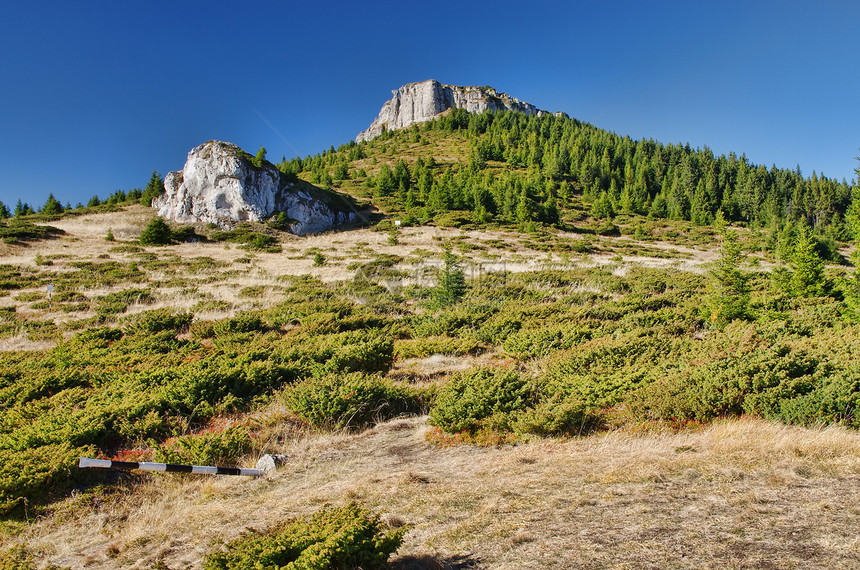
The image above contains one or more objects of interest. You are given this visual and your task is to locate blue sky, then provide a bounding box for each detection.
[1,1,857,209]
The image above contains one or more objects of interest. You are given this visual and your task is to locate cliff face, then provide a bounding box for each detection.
[154,141,355,235]
[356,79,566,142]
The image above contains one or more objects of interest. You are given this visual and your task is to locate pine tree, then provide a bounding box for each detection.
[591,191,614,220]
[140,171,164,206]
[42,194,63,216]
[375,164,395,197]
[707,228,750,326]
[515,187,532,228]
[840,153,860,318]
[252,146,267,167]
[139,217,173,246]
[434,244,466,306]
[788,222,825,297]
[41,194,63,215]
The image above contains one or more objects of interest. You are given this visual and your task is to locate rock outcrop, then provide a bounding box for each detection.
[154,141,356,235]
[356,79,567,142]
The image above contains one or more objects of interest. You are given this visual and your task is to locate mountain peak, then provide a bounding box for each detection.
[356,80,566,142]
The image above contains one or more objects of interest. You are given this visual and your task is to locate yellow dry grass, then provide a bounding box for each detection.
[5,207,857,568]
[7,416,860,569]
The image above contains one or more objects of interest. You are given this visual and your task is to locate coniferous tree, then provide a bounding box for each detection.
[515,187,532,228]
[434,244,467,306]
[840,153,860,319]
[649,193,668,218]
[41,194,64,215]
[140,171,164,206]
[252,146,267,168]
[375,164,395,197]
[707,228,751,326]
[139,217,173,246]
[591,191,614,220]
[788,222,826,297]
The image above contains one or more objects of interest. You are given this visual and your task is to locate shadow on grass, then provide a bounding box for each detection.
[392,554,482,569]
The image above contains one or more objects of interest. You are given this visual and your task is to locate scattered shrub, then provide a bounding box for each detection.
[155,425,252,466]
[212,312,266,336]
[203,503,407,570]
[284,372,421,430]
[429,367,533,434]
[94,288,152,316]
[139,218,172,246]
[123,309,193,335]
[512,396,602,437]
[394,336,483,359]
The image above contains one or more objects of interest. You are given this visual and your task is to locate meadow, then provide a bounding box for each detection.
[0,202,857,568]
[1,110,859,567]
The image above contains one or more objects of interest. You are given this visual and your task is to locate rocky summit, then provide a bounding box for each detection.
[154,140,356,235]
[356,79,567,142]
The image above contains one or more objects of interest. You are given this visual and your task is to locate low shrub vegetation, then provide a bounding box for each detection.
[0,227,858,519]
[203,502,407,570]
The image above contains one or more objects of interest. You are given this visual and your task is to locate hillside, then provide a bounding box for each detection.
[0,99,859,567]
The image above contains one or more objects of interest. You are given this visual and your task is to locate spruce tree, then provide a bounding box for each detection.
[252,146,267,168]
[707,228,750,325]
[140,171,164,206]
[139,217,173,246]
[788,222,825,297]
[434,244,466,306]
[41,194,63,215]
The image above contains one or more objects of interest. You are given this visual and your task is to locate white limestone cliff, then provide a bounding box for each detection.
[356,80,567,142]
[154,140,355,236]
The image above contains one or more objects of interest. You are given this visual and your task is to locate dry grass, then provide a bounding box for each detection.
[6,416,860,569]
[5,207,857,568]
[0,207,719,347]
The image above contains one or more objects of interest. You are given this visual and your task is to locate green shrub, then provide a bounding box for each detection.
[210,227,280,252]
[0,443,96,516]
[317,333,394,375]
[267,212,293,231]
[501,325,591,360]
[139,218,172,246]
[512,396,602,437]
[155,426,252,466]
[0,545,36,569]
[212,312,266,336]
[394,336,483,359]
[94,288,152,316]
[123,309,193,335]
[284,372,421,430]
[189,320,216,339]
[0,219,64,243]
[775,369,860,428]
[429,367,533,433]
[109,244,143,253]
[203,502,407,570]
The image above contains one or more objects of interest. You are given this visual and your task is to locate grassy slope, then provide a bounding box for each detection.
[0,129,858,567]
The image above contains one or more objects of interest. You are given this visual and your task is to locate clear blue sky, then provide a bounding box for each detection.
[1,0,857,209]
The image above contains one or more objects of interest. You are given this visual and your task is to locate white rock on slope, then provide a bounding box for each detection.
[356,79,567,142]
[154,140,355,236]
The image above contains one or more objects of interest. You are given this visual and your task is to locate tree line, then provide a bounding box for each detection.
[281,109,855,241]
[0,171,164,219]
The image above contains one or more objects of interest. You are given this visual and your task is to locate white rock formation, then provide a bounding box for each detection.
[154,141,355,236]
[356,79,568,142]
